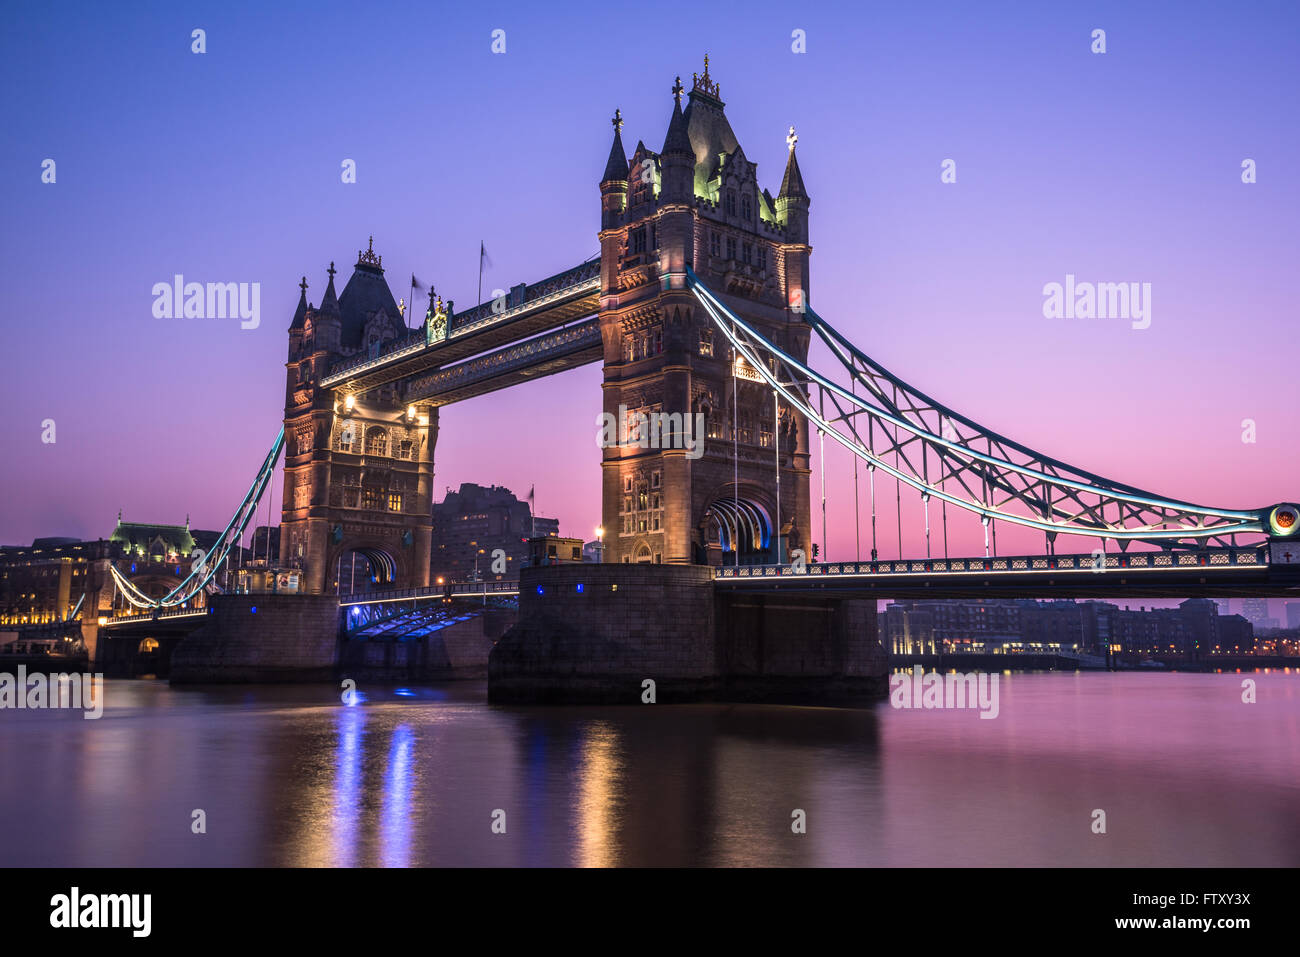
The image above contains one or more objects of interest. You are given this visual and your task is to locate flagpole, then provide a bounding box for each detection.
[477,240,484,313]
[408,274,416,331]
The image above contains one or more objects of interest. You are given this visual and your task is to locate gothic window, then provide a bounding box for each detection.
[759,422,773,448]
[338,426,354,452]
[741,194,752,221]
[638,490,649,510]
[742,242,752,265]
[699,329,713,357]
[365,427,387,457]
[296,430,312,455]
[362,487,383,510]
[293,484,310,509]
[388,492,403,512]
[726,236,736,260]
[298,363,308,383]
[343,489,358,508]
[651,328,663,355]
[623,497,633,514]
[652,516,661,531]
[758,245,767,270]
[624,476,632,493]
[709,232,720,257]
[651,470,661,489]
[399,439,413,460]
[650,223,658,249]
[631,226,646,254]
[725,191,736,216]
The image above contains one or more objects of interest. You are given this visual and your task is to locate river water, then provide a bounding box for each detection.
[1,671,1296,866]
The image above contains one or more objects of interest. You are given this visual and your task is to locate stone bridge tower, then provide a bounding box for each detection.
[598,59,812,566]
[280,241,435,594]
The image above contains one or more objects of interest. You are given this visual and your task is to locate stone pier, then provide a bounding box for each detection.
[488,565,888,704]
[170,593,341,683]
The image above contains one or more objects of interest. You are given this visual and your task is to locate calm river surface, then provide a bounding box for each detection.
[1,671,1297,866]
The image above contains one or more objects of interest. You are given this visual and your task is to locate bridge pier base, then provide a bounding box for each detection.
[170,594,341,684]
[488,566,888,704]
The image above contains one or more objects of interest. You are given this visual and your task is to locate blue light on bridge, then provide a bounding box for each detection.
[394,688,415,697]
[250,606,257,614]
[576,583,584,594]
[130,563,137,574]
[537,585,544,595]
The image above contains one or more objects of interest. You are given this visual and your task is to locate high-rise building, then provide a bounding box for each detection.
[1285,601,1300,630]
[1240,598,1269,624]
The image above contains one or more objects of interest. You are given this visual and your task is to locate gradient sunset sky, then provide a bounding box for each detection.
[2,1,1296,608]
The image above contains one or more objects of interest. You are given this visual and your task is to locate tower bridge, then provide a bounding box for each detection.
[93,59,1298,698]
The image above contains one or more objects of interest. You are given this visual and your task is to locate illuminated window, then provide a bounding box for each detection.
[699,329,713,357]
[365,427,387,456]
[388,492,403,512]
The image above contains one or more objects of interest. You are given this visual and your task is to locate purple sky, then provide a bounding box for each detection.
[2,2,1296,609]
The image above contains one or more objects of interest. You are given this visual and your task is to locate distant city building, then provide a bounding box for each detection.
[1240,597,1269,624]
[109,514,196,562]
[1286,601,1300,630]
[431,483,558,581]
[884,597,1254,659]
[249,526,281,564]
[0,538,112,625]
[528,536,584,566]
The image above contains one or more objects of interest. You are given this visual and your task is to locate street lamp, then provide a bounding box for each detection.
[595,526,604,563]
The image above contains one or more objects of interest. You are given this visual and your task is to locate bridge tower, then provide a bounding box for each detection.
[598,59,812,565]
[279,242,435,594]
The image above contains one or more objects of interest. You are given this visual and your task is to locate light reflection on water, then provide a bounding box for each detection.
[0,673,1296,866]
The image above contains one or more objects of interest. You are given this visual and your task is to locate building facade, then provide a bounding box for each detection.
[430,483,557,582]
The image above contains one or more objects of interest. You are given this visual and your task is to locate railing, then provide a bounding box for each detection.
[339,580,521,606]
[103,607,209,626]
[714,548,1268,580]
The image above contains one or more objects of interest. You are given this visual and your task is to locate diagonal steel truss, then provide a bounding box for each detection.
[687,269,1273,550]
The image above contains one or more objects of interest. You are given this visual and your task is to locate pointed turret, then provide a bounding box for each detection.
[659,77,694,203]
[318,262,340,315]
[289,276,309,330]
[600,109,630,230]
[602,109,629,184]
[778,136,808,201]
[776,126,810,244]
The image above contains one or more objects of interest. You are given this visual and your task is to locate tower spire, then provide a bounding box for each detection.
[319,261,340,314]
[290,275,309,329]
[601,109,629,184]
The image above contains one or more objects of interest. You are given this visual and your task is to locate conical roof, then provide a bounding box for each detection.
[602,110,629,183]
[779,145,808,200]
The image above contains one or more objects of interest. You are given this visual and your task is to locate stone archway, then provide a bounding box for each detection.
[700,492,774,565]
[327,543,402,596]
